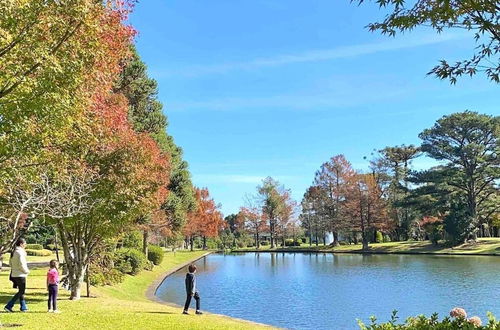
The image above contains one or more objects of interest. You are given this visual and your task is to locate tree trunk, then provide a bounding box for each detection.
[54,230,60,263]
[142,230,149,256]
[256,233,260,249]
[190,236,194,251]
[86,265,90,298]
[332,232,340,246]
[69,263,87,300]
[202,236,207,250]
[315,232,318,246]
[270,230,275,249]
[0,253,3,272]
[362,232,369,250]
[57,222,88,301]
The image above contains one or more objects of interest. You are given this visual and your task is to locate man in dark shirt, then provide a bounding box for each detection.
[183,264,202,315]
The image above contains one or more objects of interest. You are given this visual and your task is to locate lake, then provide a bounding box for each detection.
[156,253,500,330]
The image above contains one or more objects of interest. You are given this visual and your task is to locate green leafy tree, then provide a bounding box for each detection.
[377,145,421,240]
[418,111,499,243]
[355,0,500,83]
[257,177,293,248]
[300,186,330,246]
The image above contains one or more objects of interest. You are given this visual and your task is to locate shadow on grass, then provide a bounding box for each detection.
[0,291,51,304]
[135,311,176,315]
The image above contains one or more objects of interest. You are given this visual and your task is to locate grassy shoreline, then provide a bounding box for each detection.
[0,250,273,329]
[233,238,500,256]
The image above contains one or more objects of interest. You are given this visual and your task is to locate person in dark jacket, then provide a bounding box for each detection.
[183,264,202,315]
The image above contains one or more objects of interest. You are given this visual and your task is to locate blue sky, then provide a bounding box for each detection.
[129,0,499,216]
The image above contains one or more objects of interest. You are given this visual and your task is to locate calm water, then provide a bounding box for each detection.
[156,253,500,330]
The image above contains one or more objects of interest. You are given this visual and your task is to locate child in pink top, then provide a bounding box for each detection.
[46,260,60,313]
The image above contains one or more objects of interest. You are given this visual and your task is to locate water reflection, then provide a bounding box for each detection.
[156,253,500,330]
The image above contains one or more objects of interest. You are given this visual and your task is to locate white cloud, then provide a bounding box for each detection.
[161,32,468,77]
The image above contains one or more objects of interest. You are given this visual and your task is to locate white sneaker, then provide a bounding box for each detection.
[53,310,61,314]
[48,309,53,313]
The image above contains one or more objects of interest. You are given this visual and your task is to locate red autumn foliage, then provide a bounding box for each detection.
[419,216,443,227]
[238,206,267,248]
[343,173,392,248]
[184,188,224,239]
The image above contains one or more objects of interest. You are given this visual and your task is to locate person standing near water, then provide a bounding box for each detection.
[183,264,202,315]
[4,238,30,312]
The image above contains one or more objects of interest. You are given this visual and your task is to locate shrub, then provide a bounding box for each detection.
[144,260,154,271]
[301,238,307,244]
[237,240,247,248]
[26,249,52,256]
[375,231,384,243]
[147,245,164,265]
[260,241,269,246]
[357,309,498,330]
[25,244,43,250]
[89,269,124,286]
[284,239,301,247]
[383,235,392,243]
[122,231,142,250]
[114,248,147,275]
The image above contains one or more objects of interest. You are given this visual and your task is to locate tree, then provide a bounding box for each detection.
[184,188,223,250]
[419,111,499,243]
[239,207,266,249]
[355,0,500,83]
[224,213,244,247]
[0,0,137,172]
[314,155,356,246]
[115,47,196,252]
[344,173,391,249]
[257,177,294,248]
[377,145,421,240]
[276,190,297,247]
[300,186,329,246]
[46,1,170,299]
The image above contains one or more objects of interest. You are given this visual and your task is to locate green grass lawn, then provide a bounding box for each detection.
[0,250,272,329]
[236,238,500,255]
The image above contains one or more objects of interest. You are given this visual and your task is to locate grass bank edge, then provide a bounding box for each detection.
[232,238,500,256]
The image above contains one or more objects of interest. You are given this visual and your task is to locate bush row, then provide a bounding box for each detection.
[89,243,164,286]
[25,244,44,250]
[26,249,52,256]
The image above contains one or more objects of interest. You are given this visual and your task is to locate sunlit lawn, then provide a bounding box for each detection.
[0,250,272,329]
[236,238,500,255]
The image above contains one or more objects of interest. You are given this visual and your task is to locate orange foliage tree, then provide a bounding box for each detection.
[184,188,223,250]
[314,154,356,246]
[45,1,170,299]
[238,207,267,249]
[344,173,391,250]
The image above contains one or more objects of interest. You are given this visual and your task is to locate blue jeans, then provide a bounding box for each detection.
[5,277,27,311]
[184,292,200,311]
[48,284,58,310]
